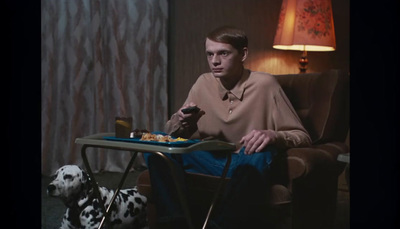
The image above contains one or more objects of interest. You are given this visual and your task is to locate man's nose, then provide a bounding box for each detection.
[211,55,221,65]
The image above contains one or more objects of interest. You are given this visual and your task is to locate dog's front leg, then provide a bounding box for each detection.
[59,208,79,229]
[79,205,106,229]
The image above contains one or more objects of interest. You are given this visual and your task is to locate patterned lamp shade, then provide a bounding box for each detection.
[273,0,336,52]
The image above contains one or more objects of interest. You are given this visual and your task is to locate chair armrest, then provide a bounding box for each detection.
[286,142,348,180]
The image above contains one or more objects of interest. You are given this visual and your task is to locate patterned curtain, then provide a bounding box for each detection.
[41,0,168,175]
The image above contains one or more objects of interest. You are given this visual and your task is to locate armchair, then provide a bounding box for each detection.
[136,69,349,229]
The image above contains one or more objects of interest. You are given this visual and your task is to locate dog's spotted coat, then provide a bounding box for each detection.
[47,165,148,229]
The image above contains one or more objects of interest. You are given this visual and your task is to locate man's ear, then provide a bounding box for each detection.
[241,47,248,62]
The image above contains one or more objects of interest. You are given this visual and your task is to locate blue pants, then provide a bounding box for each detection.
[143,146,277,227]
[144,146,277,177]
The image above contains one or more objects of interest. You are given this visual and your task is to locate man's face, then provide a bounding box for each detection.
[205,38,247,79]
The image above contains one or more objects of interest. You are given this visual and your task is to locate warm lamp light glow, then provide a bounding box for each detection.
[273,44,335,51]
[273,0,336,72]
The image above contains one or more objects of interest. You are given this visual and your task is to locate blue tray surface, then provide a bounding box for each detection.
[103,135,201,147]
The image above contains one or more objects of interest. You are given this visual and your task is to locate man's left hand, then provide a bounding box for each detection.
[239,130,277,155]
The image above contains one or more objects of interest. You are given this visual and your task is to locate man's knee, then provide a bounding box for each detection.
[225,164,268,202]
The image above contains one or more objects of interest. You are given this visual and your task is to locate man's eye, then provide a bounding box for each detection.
[206,52,214,57]
[221,51,229,56]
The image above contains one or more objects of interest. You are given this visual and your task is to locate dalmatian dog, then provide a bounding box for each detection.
[47,165,148,229]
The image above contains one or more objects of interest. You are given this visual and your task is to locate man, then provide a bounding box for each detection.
[144,26,311,228]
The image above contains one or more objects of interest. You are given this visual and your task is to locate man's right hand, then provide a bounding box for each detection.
[178,102,205,129]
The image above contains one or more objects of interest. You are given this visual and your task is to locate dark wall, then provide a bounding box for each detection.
[168,0,349,114]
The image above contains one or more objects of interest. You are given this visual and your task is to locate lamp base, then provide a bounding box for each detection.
[299,50,308,73]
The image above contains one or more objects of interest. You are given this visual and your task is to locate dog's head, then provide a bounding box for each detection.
[47,165,88,205]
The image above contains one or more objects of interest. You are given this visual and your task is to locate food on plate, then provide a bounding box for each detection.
[140,133,188,142]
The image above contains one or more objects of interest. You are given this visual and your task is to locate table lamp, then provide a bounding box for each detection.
[273,0,336,73]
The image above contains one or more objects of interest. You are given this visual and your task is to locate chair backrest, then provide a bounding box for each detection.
[274,69,349,144]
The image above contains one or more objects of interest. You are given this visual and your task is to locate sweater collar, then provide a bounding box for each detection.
[217,69,250,101]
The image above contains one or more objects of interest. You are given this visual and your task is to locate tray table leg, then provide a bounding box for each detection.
[153,151,196,229]
[81,145,138,229]
[81,145,108,227]
[202,152,232,229]
[100,151,138,228]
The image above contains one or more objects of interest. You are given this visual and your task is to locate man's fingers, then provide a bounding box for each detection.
[255,140,269,153]
[247,137,264,154]
[244,135,257,154]
[244,135,271,154]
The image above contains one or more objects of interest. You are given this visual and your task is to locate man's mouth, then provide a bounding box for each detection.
[212,68,223,73]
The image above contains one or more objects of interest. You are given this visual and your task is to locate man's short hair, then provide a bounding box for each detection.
[206,26,248,53]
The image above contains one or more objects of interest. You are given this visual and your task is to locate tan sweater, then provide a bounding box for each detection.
[165,69,311,150]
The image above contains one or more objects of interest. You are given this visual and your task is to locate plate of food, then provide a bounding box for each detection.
[103,131,201,147]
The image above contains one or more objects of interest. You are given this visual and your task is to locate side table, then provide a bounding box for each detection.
[75,132,236,229]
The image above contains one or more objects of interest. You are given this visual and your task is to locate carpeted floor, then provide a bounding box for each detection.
[41,170,349,229]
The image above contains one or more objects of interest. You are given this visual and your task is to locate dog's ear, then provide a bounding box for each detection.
[77,166,88,182]
[81,170,88,183]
